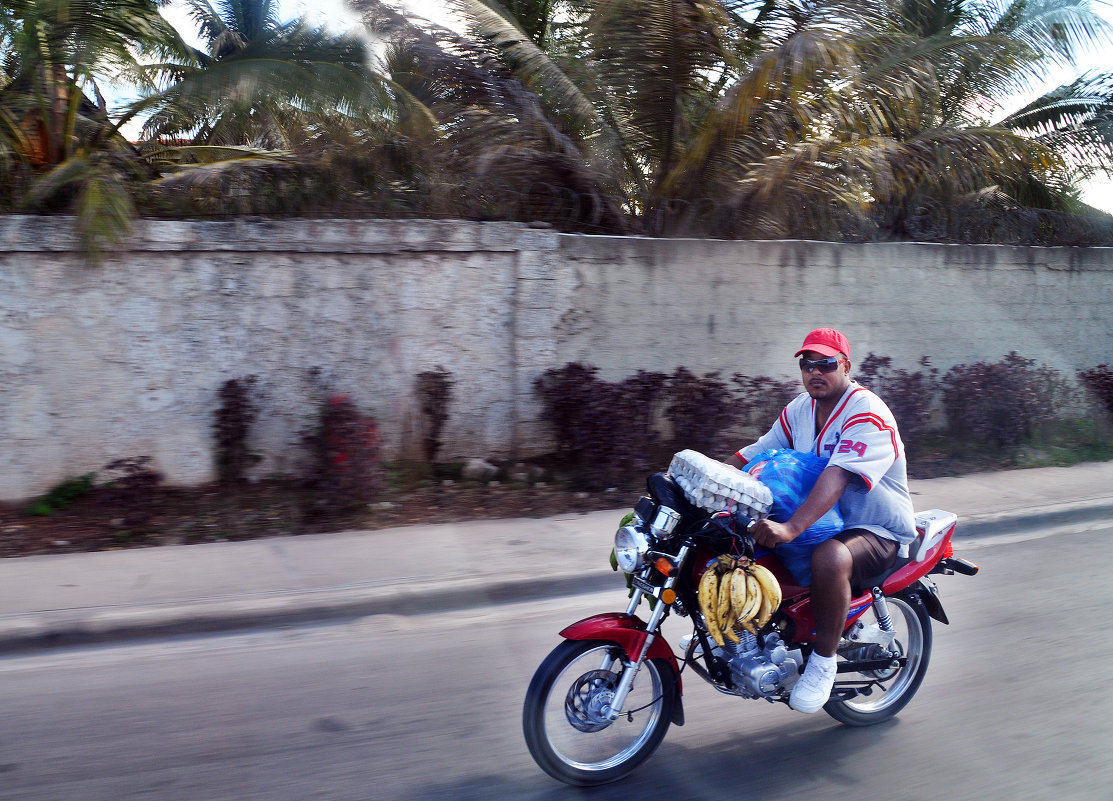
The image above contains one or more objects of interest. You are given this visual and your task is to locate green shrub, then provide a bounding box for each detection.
[533,363,666,489]
[25,473,97,516]
[664,368,740,457]
[855,354,939,455]
[415,367,455,464]
[302,394,384,511]
[731,373,799,431]
[1078,364,1113,421]
[941,352,1057,450]
[213,376,259,484]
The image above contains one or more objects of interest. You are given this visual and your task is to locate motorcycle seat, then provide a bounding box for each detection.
[853,510,958,595]
[853,554,910,597]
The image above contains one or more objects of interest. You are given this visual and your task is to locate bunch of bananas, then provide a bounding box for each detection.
[697,555,783,647]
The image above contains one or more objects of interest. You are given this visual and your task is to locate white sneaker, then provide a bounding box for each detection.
[789,655,837,713]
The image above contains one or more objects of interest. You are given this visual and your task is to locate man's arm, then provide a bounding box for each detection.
[749,464,852,547]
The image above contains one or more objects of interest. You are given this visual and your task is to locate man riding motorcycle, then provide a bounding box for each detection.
[726,327,916,713]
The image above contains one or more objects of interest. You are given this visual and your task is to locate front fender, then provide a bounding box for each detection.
[560,613,683,693]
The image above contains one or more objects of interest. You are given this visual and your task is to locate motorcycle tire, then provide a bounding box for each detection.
[522,639,677,786]
[823,593,932,726]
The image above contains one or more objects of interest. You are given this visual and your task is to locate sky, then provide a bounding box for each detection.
[158,0,1113,213]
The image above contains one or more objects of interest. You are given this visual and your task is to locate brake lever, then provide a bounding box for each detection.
[731,509,757,560]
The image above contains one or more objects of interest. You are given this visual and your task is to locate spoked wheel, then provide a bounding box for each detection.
[522,639,677,786]
[825,594,932,726]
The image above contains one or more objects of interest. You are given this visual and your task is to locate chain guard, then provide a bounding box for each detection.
[841,639,905,680]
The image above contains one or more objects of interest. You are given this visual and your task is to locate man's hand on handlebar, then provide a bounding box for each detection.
[749,518,797,548]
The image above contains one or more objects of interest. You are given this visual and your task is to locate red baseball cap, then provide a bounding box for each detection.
[794,327,850,359]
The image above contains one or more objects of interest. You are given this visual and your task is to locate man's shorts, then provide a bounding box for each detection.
[834,528,899,592]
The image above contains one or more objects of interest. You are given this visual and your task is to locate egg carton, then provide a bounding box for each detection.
[667,449,772,517]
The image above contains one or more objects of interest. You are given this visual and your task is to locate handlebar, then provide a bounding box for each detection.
[701,508,757,559]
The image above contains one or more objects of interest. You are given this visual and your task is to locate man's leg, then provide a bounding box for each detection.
[788,539,851,712]
[809,538,854,657]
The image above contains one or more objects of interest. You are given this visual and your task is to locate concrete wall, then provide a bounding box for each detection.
[550,236,1113,381]
[1,216,1110,499]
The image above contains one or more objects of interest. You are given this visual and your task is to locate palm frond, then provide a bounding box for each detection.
[144,143,285,165]
[998,0,1113,66]
[360,0,620,198]
[0,102,35,164]
[586,0,729,179]
[150,151,295,190]
[76,165,136,264]
[998,69,1113,172]
[20,154,104,209]
[133,56,391,143]
[931,0,1113,117]
[454,0,599,129]
[185,0,230,46]
[663,23,863,197]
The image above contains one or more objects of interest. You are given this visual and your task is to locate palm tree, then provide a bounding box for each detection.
[635,0,1113,237]
[132,0,388,150]
[850,0,1113,233]
[391,0,1113,241]
[0,0,189,255]
[114,0,422,222]
[355,0,628,230]
[0,0,183,167]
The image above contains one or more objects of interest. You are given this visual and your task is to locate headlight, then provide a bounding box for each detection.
[614,524,650,573]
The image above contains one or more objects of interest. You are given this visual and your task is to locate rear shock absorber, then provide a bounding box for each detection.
[871,588,894,633]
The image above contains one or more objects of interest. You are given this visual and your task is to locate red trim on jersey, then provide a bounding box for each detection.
[843,412,901,457]
[778,407,792,440]
[815,387,866,456]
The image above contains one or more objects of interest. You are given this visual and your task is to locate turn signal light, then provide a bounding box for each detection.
[654,556,677,577]
[661,589,677,605]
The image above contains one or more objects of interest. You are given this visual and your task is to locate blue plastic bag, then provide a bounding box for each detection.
[745,449,844,585]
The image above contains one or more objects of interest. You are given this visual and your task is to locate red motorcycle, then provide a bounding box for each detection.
[522,452,978,786]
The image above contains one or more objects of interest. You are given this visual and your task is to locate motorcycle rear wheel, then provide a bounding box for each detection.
[824,593,932,726]
[522,639,676,786]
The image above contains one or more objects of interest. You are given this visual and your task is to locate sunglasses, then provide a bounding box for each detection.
[799,356,845,373]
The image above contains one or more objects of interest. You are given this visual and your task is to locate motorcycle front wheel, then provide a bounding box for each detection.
[824,593,932,726]
[522,639,677,786]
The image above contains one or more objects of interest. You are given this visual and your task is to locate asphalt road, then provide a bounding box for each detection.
[1,524,1110,801]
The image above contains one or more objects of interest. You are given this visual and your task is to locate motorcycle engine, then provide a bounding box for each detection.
[714,631,802,699]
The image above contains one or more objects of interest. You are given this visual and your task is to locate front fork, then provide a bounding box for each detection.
[603,541,693,720]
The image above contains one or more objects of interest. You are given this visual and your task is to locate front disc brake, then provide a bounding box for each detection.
[565,670,619,732]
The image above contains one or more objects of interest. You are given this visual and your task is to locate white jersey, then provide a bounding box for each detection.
[737,381,916,549]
